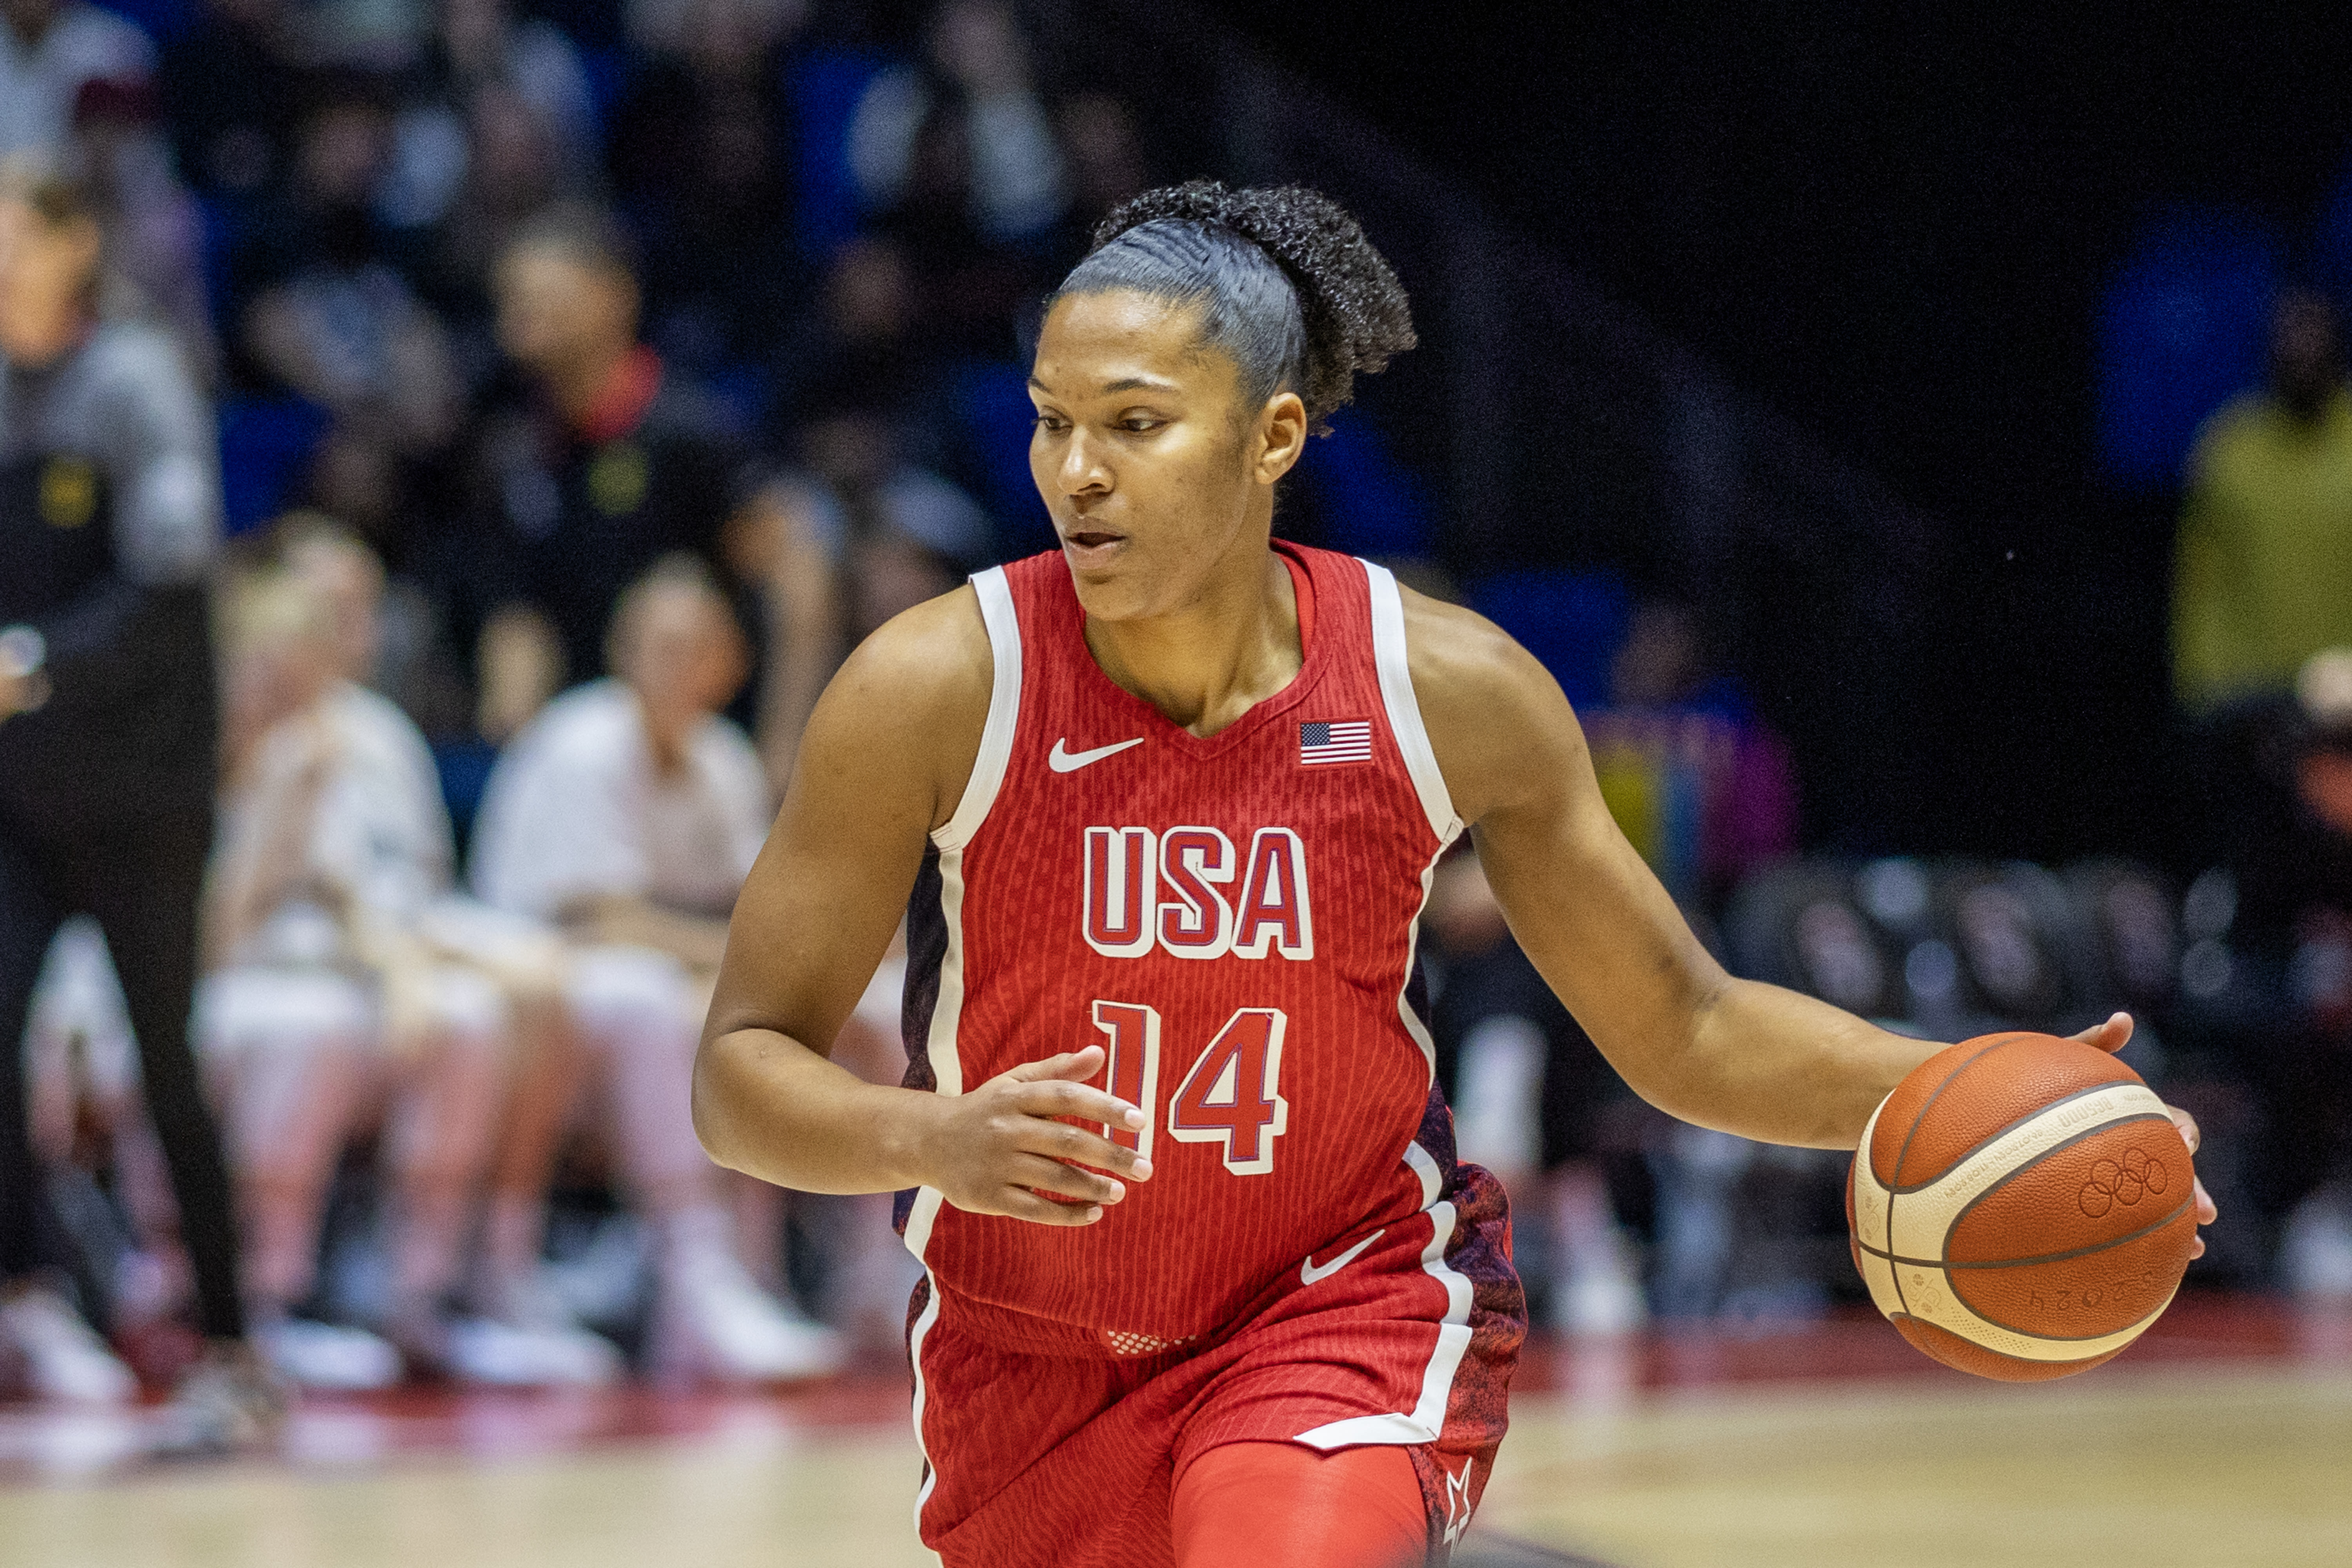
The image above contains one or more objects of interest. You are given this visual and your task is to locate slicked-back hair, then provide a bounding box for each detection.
[1049,180,1416,434]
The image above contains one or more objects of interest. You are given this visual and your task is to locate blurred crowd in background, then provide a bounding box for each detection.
[2,0,2350,1414]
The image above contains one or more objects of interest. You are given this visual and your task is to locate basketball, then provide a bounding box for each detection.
[1847,1033,2198,1381]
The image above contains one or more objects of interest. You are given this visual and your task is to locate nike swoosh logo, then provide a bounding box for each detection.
[1049,737,1145,773]
[1299,1229,1384,1287]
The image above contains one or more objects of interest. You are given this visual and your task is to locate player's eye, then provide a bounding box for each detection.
[1118,416,1165,434]
[1032,413,1069,433]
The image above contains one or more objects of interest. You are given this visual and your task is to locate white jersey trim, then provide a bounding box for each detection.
[904,564,1018,1537]
[901,838,975,1529]
[906,1264,946,1532]
[933,566,1024,854]
[1292,1140,1475,1450]
[1362,559,1464,847]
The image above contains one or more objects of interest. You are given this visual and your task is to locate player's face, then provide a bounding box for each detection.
[1028,289,1303,621]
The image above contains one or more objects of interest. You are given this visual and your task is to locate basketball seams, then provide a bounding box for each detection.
[1937,1111,2183,1259]
[1891,1314,2136,1379]
[1946,1226,2197,1343]
[1853,1038,2196,1377]
[1896,1276,2178,1358]
[1857,1192,2193,1271]
[1884,1073,2141,1195]
[1853,1096,1913,1321]
[1882,1085,2171,1260]
[1879,1034,2023,1190]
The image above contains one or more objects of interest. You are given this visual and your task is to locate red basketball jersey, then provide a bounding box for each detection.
[896,542,1476,1356]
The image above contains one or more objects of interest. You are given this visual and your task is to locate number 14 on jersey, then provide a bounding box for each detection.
[1091,1000,1290,1176]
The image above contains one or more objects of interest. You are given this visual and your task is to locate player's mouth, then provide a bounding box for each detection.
[1060,527,1128,568]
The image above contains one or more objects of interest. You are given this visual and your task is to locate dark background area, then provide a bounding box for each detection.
[1204,0,2352,867]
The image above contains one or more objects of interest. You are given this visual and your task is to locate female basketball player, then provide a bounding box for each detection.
[694,182,2214,1567]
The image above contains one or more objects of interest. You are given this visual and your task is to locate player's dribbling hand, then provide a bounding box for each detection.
[2072,1011,2220,1259]
[918,1044,1154,1225]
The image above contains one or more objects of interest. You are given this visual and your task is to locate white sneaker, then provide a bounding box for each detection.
[0,1287,136,1404]
[2282,1188,2352,1298]
[152,1343,290,1456]
[653,1254,846,1385]
[255,1318,402,1392]
[447,1317,622,1388]
[1552,1272,1650,1336]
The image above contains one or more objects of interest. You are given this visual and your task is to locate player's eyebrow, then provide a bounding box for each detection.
[1026,374,1180,396]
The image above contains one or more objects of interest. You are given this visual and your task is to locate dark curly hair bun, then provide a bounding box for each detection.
[1065,180,1416,432]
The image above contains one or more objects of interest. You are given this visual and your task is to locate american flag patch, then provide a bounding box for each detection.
[1299,720,1373,765]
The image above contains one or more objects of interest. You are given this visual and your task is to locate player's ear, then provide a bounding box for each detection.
[1253,390,1307,485]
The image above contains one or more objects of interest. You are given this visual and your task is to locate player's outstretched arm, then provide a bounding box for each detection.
[693,588,1152,1225]
[1412,591,2054,1149]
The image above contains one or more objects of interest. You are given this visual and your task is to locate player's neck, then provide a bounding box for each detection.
[1081,548,1301,739]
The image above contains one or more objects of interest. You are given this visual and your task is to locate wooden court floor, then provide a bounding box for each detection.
[4,1297,2347,1567]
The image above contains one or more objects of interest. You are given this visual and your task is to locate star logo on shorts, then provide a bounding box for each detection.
[1441,1455,1476,1547]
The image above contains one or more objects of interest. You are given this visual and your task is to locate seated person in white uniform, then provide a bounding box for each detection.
[470,557,842,1382]
[276,519,617,1387]
[199,569,510,1388]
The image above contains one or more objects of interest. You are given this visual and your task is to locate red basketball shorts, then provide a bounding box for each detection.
[907,1163,1524,1568]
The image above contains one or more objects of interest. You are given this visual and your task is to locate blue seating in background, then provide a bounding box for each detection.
[1297,413,1435,561]
[2095,203,2281,492]
[789,47,899,262]
[95,0,194,42]
[946,358,1058,560]
[577,46,631,142]
[1467,568,1633,710]
[217,396,330,537]
[434,739,501,864]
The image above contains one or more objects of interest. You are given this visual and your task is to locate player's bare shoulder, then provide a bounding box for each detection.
[1396,583,1590,827]
[798,583,995,836]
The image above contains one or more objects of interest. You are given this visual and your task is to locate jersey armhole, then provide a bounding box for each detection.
[1362,559,1465,847]
[931,566,1024,852]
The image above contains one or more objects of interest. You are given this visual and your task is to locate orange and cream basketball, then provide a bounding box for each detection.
[1847,1033,2198,1381]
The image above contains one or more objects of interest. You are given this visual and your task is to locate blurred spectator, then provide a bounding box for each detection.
[0,163,276,1442]
[1045,91,1147,264]
[0,0,154,161]
[443,207,831,786]
[774,234,928,420]
[610,0,811,371]
[848,0,1066,248]
[1583,599,1798,909]
[2225,648,2352,1296]
[2174,289,2352,711]
[785,362,992,642]
[310,0,430,70]
[1425,848,1645,1334]
[199,566,514,1388]
[412,82,574,347]
[239,78,463,456]
[68,77,217,381]
[158,0,305,203]
[468,557,844,1381]
[374,0,597,246]
[867,91,1047,356]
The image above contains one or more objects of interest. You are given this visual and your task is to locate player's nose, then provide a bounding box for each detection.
[1057,429,1112,495]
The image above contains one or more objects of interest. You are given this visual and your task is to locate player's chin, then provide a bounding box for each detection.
[1062,561,1159,624]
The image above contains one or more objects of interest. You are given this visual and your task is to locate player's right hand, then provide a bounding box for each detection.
[918,1045,1154,1225]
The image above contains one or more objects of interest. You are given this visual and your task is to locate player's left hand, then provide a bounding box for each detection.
[2073,1011,2218,1259]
